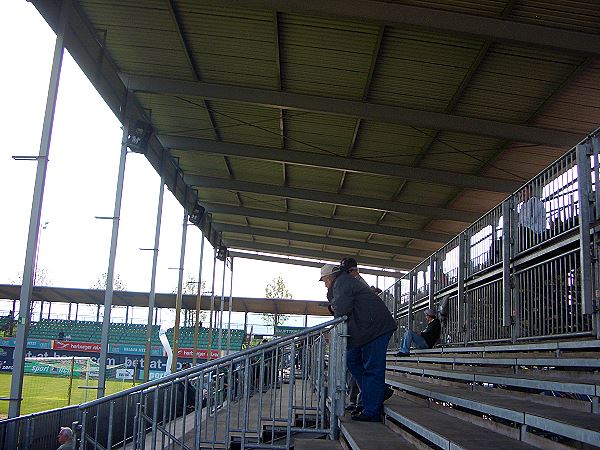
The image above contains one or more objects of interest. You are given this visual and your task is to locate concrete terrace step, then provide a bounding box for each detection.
[384,396,538,450]
[339,416,417,450]
[386,363,600,397]
[388,339,600,356]
[386,374,600,447]
[295,438,342,450]
[388,355,600,368]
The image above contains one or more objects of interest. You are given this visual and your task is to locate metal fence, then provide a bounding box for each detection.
[0,405,78,450]
[385,130,600,346]
[1,317,347,450]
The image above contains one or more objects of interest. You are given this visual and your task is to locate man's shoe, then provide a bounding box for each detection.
[345,404,357,412]
[384,386,394,401]
[350,406,364,416]
[351,413,381,422]
[394,351,410,357]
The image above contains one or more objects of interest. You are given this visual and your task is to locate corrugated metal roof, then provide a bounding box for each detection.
[34,0,600,269]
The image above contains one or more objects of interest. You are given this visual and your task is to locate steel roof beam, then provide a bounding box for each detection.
[216,223,431,258]
[223,239,414,270]
[204,203,452,243]
[228,251,405,278]
[128,75,581,148]
[203,0,600,56]
[185,175,481,222]
[160,135,522,192]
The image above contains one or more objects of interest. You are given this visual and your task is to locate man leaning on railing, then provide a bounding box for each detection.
[320,263,396,423]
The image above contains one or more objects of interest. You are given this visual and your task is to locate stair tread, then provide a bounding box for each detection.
[339,416,417,450]
[385,396,538,449]
[386,374,600,444]
[294,438,342,450]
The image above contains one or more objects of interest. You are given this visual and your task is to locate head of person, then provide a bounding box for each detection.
[340,257,359,278]
[57,427,73,445]
[424,308,436,322]
[319,264,341,289]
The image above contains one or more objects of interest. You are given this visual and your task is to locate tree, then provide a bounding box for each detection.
[261,276,292,329]
[91,272,127,291]
[172,272,207,324]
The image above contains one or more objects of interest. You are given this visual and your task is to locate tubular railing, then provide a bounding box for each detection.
[384,130,600,346]
[65,317,345,450]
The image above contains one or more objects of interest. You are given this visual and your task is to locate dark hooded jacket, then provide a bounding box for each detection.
[328,271,396,348]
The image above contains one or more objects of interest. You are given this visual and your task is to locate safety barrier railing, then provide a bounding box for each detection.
[64,317,345,450]
[383,130,600,346]
[0,404,78,450]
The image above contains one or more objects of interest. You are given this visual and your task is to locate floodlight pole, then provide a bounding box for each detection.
[97,117,130,399]
[192,233,205,365]
[171,210,189,373]
[8,2,68,420]
[143,176,165,382]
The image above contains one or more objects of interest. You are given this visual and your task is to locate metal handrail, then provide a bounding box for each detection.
[79,316,345,409]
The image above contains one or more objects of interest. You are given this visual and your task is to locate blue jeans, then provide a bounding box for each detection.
[400,329,428,354]
[346,331,393,418]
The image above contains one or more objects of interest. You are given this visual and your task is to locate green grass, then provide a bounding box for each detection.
[0,373,134,418]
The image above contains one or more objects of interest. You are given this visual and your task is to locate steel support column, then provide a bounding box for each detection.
[207,248,217,361]
[428,256,435,311]
[457,233,467,345]
[217,256,227,356]
[97,119,130,399]
[143,177,165,382]
[8,1,68,419]
[226,257,234,354]
[408,272,414,330]
[592,136,600,338]
[502,200,512,327]
[576,142,594,315]
[192,233,206,365]
[171,210,189,373]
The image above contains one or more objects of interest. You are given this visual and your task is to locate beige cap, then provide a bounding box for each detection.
[319,264,340,281]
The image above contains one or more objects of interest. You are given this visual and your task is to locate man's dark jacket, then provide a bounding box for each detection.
[329,272,396,348]
[421,318,441,348]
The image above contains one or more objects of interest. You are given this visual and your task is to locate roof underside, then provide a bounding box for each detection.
[33,0,600,270]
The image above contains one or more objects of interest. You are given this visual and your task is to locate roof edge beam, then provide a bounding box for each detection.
[159,135,522,192]
[216,223,431,258]
[185,175,480,222]
[223,239,413,270]
[127,75,581,147]
[228,251,405,278]
[202,0,600,56]
[205,203,452,243]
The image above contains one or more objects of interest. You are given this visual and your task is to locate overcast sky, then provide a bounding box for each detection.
[0,2,395,329]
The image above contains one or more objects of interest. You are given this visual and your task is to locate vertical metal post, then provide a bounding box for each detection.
[592,135,600,338]
[428,256,435,311]
[143,177,165,382]
[502,200,512,327]
[457,233,466,344]
[226,257,234,354]
[207,248,217,361]
[192,232,205,365]
[217,256,227,356]
[97,116,130,399]
[7,2,68,414]
[408,272,414,330]
[171,210,188,373]
[576,142,594,315]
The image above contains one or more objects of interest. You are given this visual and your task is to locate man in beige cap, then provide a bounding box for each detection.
[320,263,396,422]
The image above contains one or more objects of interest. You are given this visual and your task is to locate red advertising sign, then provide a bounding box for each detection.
[177,348,220,359]
[52,340,101,353]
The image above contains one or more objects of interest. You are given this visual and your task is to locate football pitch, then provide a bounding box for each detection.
[0,373,133,418]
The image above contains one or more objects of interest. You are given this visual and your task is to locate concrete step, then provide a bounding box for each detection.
[339,416,417,450]
[384,395,538,450]
[386,374,600,447]
[295,438,342,450]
